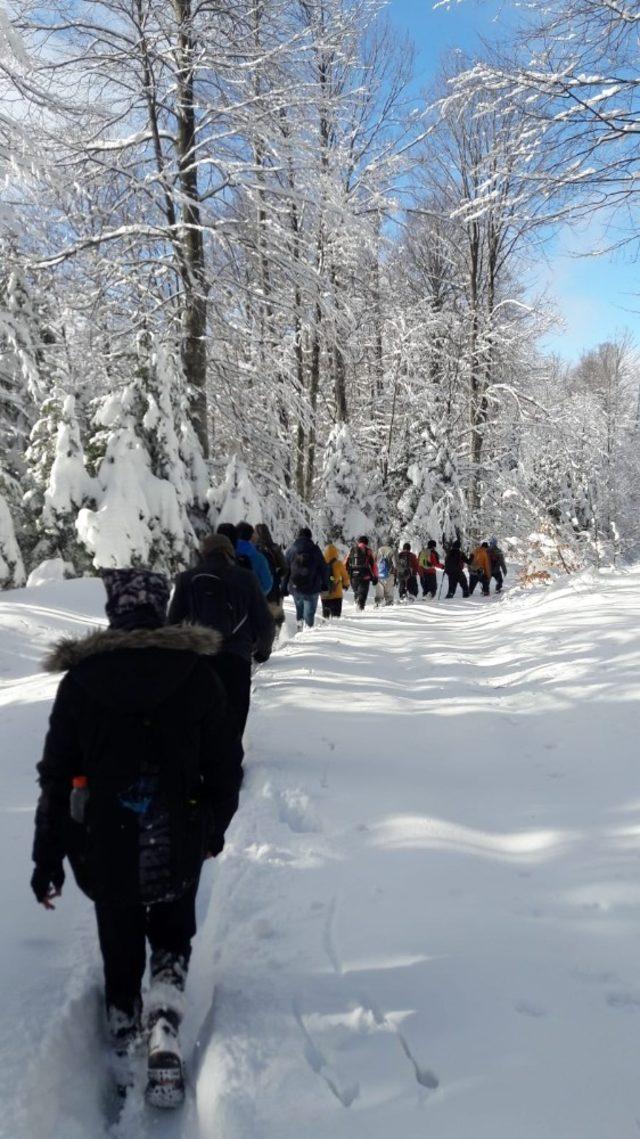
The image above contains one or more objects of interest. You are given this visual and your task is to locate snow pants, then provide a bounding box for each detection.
[292,590,320,627]
[322,597,343,618]
[95,883,199,1022]
[492,570,503,592]
[420,572,437,598]
[209,652,252,737]
[398,575,418,600]
[375,576,395,605]
[352,578,371,611]
[446,570,469,598]
[469,571,490,596]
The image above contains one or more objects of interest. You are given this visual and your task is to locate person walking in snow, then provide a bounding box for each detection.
[168,533,275,736]
[30,568,244,1106]
[345,535,377,611]
[321,543,350,618]
[283,527,330,629]
[488,537,508,593]
[444,539,470,598]
[374,540,397,606]
[255,522,287,631]
[234,521,273,596]
[418,540,443,599]
[468,541,491,597]
[396,542,420,601]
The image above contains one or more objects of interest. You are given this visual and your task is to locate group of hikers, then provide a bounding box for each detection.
[29,517,507,1106]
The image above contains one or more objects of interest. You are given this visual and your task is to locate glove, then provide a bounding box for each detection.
[253,649,271,664]
[207,831,225,858]
[372,577,379,586]
[31,862,64,905]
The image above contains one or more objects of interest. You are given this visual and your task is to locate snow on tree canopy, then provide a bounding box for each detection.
[319,424,374,544]
[0,491,25,588]
[43,396,95,525]
[213,455,263,528]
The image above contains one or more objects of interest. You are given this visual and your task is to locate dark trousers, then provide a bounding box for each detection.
[469,571,490,596]
[95,884,198,1019]
[353,579,370,610]
[421,573,437,597]
[446,570,469,598]
[492,570,503,592]
[209,652,251,736]
[398,575,418,599]
[322,597,343,618]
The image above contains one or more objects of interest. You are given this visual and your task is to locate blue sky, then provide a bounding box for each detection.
[386,0,640,361]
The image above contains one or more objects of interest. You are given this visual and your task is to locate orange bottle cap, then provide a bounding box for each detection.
[72,775,88,789]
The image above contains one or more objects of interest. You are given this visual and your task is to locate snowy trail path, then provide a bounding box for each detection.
[3,571,640,1137]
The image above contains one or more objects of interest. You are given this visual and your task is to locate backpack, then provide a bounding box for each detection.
[290,548,314,590]
[349,545,369,580]
[397,551,412,580]
[378,555,391,581]
[190,572,248,640]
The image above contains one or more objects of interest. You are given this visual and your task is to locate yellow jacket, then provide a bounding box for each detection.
[322,544,350,599]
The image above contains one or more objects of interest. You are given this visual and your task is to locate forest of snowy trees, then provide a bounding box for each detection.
[0,0,639,586]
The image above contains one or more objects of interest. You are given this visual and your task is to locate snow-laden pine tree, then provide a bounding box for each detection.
[210,455,263,529]
[36,394,96,569]
[78,357,197,572]
[0,484,25,588]
[318,424,374,544]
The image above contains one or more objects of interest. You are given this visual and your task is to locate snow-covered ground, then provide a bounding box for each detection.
[3,568,640,1138]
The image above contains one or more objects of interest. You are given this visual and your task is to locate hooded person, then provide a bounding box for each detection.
[417,540,444,598]
[488,537,508,592]
[345,535,377,611]
[396,542,420,601]
[234,521,273,596]
[254,522,287,629]
[374,539,397,607]
[468,541,491,596]
[168,533,275,735]
[321,543,350,618]
[283,527,329,629]
[31,568,244,1105]
[444,538,470,598]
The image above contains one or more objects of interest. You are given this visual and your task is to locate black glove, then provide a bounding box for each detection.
[31,862,64,904]
[253,649,271,665]
[207,831,225,858]
[372,577,379,586]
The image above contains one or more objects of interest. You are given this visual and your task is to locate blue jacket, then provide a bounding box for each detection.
[236,539,273,596]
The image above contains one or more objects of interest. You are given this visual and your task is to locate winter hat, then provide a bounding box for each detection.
[489,536,497,548]
[236,521,255,542]
[298,527,312,539]
[217,522,238,545]
[427,540,436,549]
[402,542,411,551]
[102,568,170,630]
[358,535,369,545]
[200,534,235,561]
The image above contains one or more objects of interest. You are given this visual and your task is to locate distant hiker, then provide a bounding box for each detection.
[468,542,491,597]
[216,522,251,573]
[283,527,330,629]
[235,521,273,596]
[396,542,420,601]
[374,540,397,606]
[345,535,377,611]
[31,568,243,1106]
[418,540,443,599]
[169,534,275,735]
[444,539,470,598]
[321,543,350,618]
[255,522,287,630]
[488,537,508,593]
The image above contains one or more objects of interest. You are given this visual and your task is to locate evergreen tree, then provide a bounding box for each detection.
[318,424,374,544]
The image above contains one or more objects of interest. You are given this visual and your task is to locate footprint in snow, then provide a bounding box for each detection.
[515,1000,547,1018]
[264,784,322,834]
[606,991,640,1012]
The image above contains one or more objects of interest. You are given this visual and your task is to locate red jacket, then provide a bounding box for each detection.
[419,549,443,573]
[397,550,420,577]
[345,543,377,582]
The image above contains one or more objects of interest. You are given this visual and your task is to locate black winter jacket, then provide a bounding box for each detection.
[168,554,275,663]
[444,548,469,575]
[32,625,244,906]
[283,537,330,595]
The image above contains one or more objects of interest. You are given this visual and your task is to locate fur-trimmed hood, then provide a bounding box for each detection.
[44,624,223,674]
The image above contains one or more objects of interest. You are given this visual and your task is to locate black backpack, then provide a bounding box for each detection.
[349,545,369,580]
[397,551,412,580]
[190,572,249,640]
[289,549,314,590]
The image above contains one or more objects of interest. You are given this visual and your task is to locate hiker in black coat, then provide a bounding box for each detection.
[283,527,330,628]
[444,539,470,598]
[168,534,275,735]
[345,535,378,611]
[31,568,243,1055]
